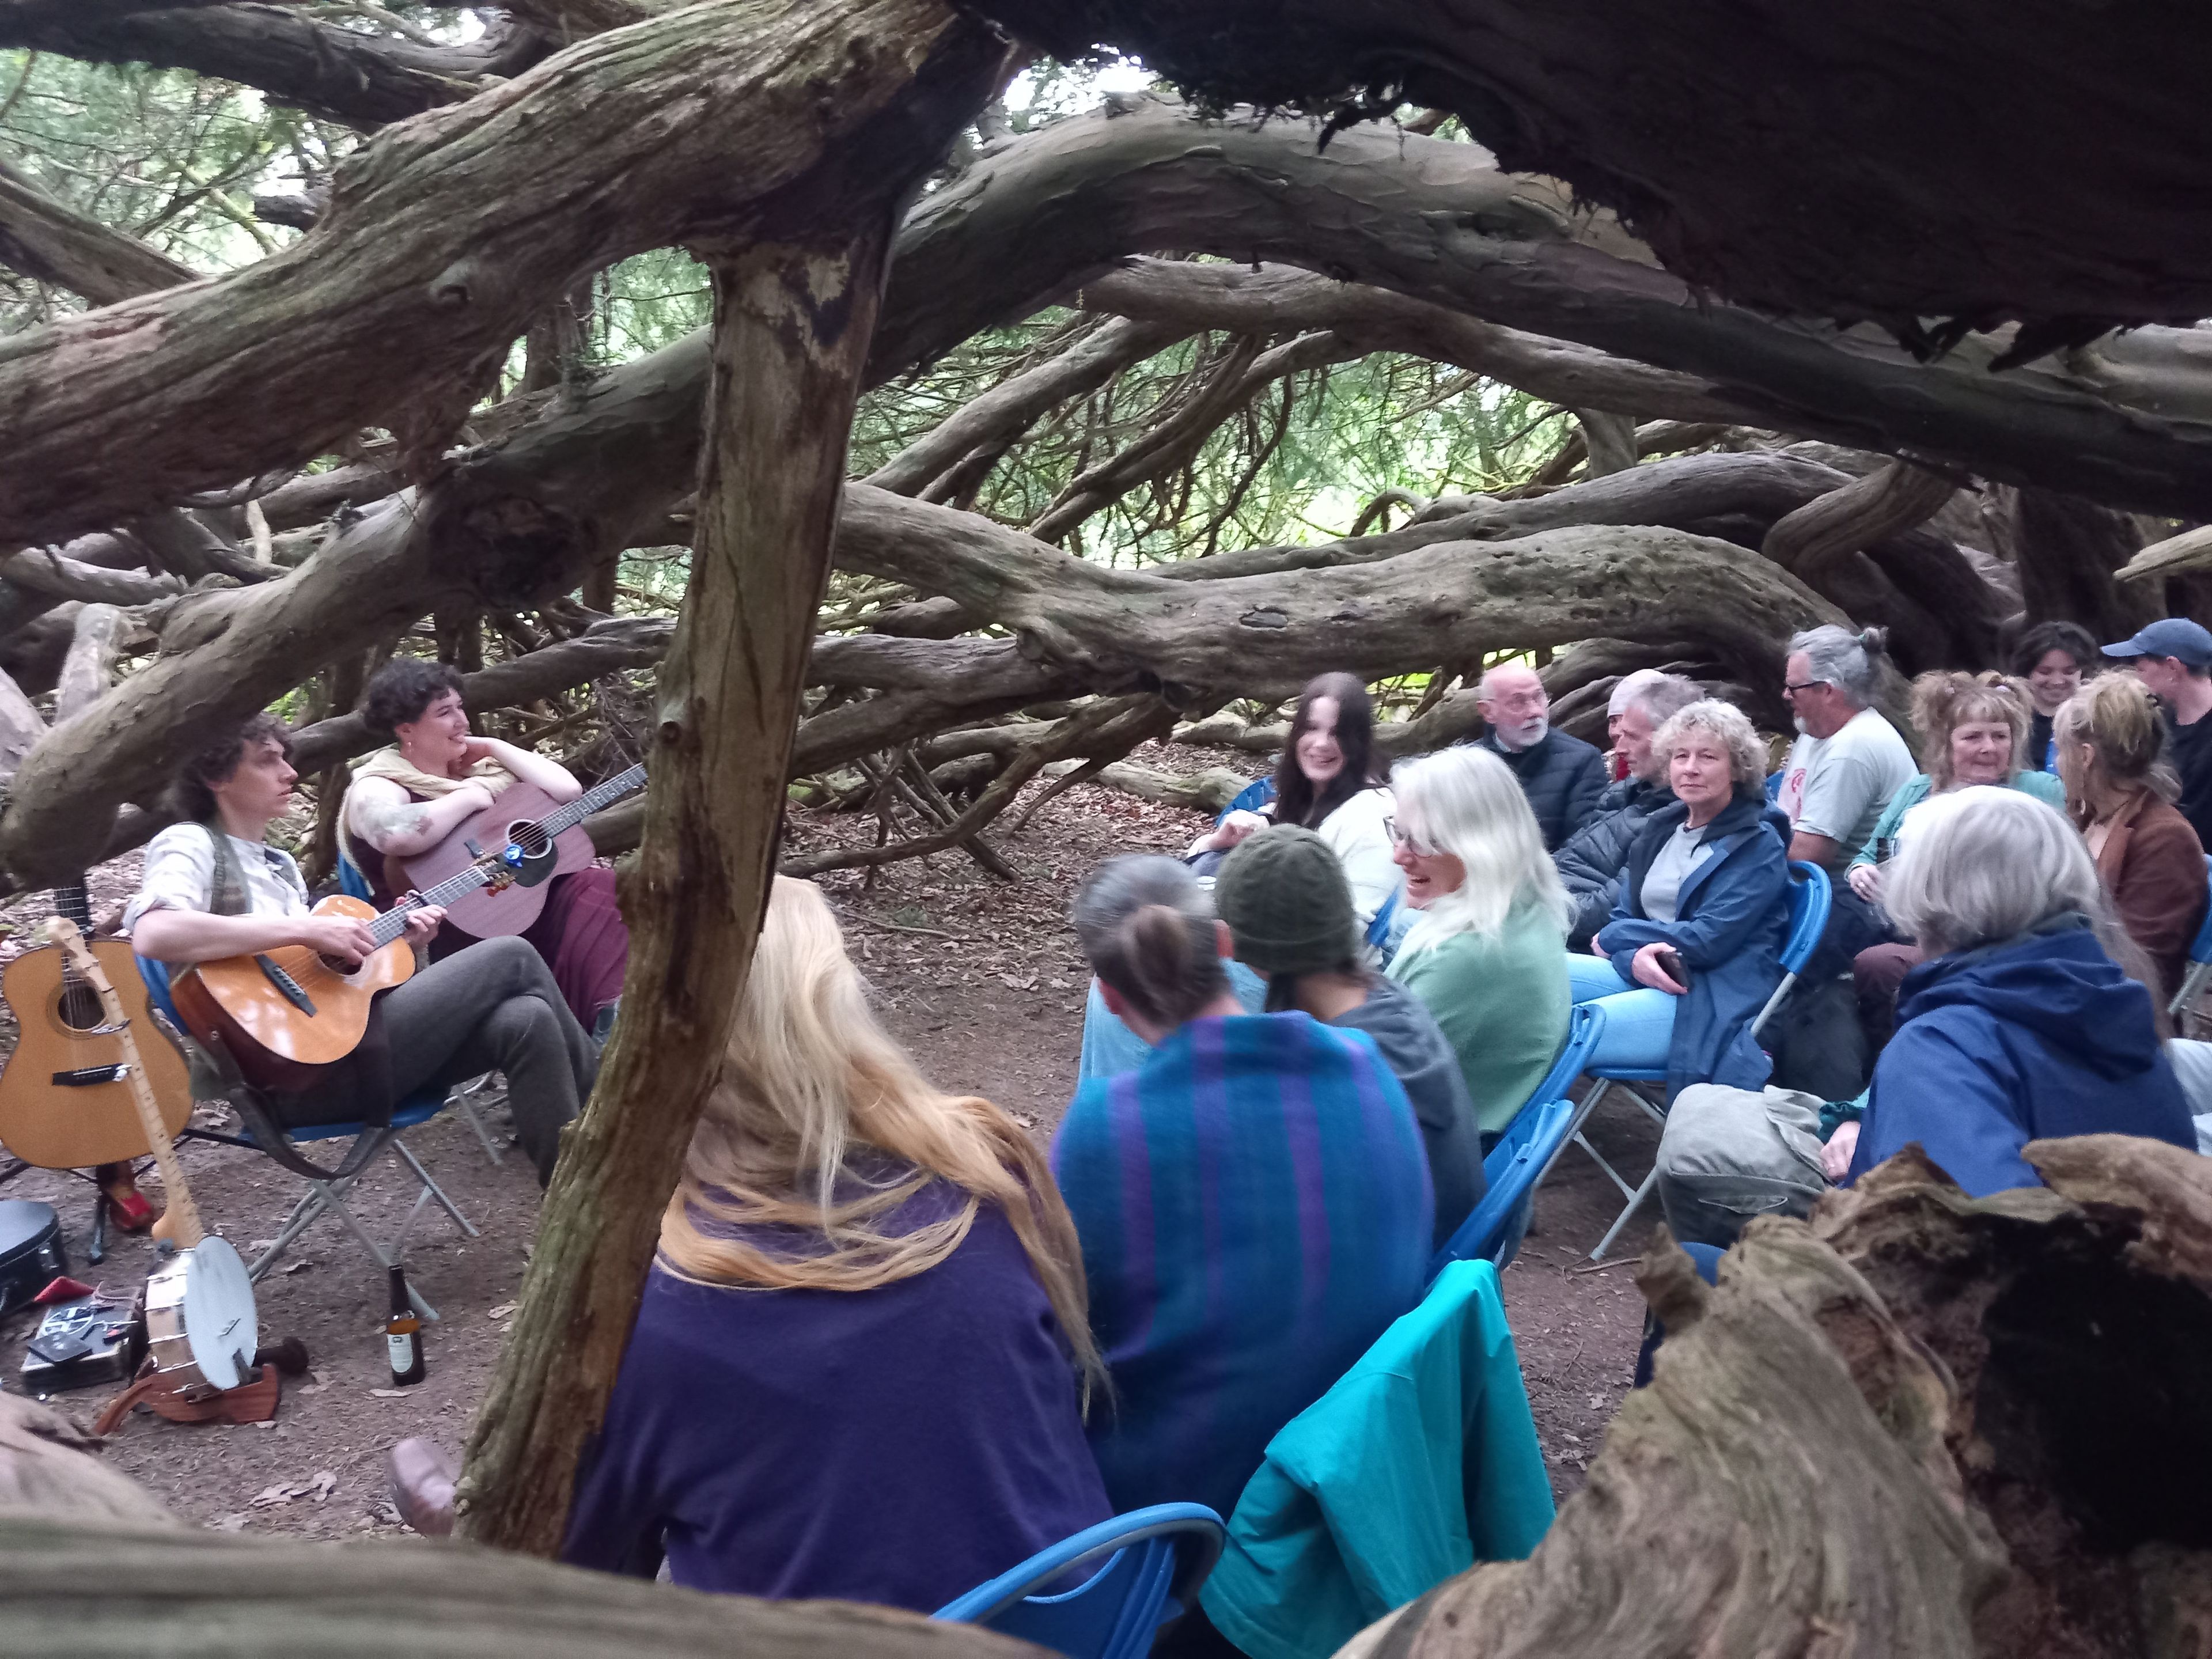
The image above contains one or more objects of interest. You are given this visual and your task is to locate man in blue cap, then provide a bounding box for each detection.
[2105,617,2212,849]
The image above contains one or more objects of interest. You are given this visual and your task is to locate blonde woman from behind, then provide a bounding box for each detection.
[558,876,1111,1610]
[1386,745,1574,1139]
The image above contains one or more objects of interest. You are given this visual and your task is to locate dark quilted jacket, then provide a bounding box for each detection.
[1554,775,1672,948]
[1478,727,1608,853]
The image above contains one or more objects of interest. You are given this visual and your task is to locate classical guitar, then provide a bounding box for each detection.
[396,762,645,940]
[48,919,257,1397]
[0,881,192,1171]
[168,842,534,1093]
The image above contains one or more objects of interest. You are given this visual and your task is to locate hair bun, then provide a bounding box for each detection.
[1855,626,1890,657]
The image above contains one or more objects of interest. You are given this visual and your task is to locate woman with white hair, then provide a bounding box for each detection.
[1385,745,1574,1136]
[1584,699,1793,1100]
[555,877,1112,1608]
[1836,786,2194,1193]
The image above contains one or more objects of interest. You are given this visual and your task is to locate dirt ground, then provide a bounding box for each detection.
[0,744,1658,1534]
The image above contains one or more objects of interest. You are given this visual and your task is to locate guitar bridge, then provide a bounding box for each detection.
[252,955,316,1015]
[51,1064,130,1086]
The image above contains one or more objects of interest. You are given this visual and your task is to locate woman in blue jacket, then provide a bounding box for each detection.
[1838,786,2194,1193]
[1580,700,1791,1100]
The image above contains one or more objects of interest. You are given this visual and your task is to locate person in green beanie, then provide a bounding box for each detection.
[1216,825,1487,1246]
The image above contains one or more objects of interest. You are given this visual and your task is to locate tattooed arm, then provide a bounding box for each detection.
[347,774,496,857]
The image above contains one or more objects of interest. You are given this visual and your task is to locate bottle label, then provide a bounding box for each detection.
[388,1332,416,1373]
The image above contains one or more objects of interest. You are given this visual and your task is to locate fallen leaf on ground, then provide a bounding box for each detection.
[369,1388,410,1399]
[249,1484,297,1508]
[311,1469,337,1502]
[281,1259,313,1275]
[486,1302,517,1321]
[211,1514,249,1532]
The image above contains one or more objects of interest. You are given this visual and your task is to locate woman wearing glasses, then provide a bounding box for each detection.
[1384,746,1574,1140]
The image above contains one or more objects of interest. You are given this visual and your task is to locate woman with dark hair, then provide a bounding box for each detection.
[2010,620,2099,775]
[1056,855,1429,1528]
[1184,672,1398,925]
[340,656,628,1032]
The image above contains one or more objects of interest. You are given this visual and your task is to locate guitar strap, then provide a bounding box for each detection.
[193,825,399,1182]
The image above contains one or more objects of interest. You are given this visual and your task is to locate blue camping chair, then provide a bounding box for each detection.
[335,845,506,1166]
[2169,855,2212,1031]
[135,954,480,1320]
[1218,777,1278,821]
[933,1504,1226,1659]
[1565,861,1831,1261]
[1427,1001,1608,1279]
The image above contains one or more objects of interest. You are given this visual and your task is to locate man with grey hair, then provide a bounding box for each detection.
[1773,624,1915,876]
[1555,673,1706,947]
[1473,661,1607,851]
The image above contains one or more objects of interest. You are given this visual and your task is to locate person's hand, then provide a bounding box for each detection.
[1847,863,1882,903]
[400,903,446,945]
[458,736,506,767]
[450,781,497,816]
[1630,941,1688,994]
[298,912,377,965]
[1587,932,1612,958]
[1821,1119,1862,1183]
[1213,809,1267,850]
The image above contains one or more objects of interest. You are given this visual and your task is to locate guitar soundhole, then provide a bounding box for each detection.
[509,820,551,857]
[56,982,103,1032]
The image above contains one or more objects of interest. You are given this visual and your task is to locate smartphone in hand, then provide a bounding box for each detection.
[1653,945,1688,990]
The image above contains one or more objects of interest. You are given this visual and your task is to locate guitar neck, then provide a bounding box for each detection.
[538,763,646,839]
[51,880,92,935]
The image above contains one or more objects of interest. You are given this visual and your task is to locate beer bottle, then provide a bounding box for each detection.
[385,1265,426,1387]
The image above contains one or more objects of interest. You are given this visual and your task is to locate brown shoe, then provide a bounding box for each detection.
[387,1437,457,1537]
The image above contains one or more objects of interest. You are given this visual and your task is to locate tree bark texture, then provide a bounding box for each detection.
[0,0,1006,548]
[0,154,198,307]
[454,192,945,1545]
[1344,1138,2212,1659]
[2002,487,2164,646]
[965,2,2212,334]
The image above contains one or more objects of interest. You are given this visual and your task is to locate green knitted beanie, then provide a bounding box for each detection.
[1214,824,1363,976]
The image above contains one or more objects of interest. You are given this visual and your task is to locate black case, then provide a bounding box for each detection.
[0,1199,66,1320]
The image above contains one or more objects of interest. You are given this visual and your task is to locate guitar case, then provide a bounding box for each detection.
[0,1199,66,1318]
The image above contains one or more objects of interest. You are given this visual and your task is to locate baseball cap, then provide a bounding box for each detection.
[2102,618,2212,669]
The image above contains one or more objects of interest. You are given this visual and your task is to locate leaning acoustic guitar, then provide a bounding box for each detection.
[0,881,192,1171]
[169,841,541,1093]
[395,762,644,940]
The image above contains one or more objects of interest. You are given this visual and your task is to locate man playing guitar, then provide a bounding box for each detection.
[340,659,628,1036]
[127,713,599,1185]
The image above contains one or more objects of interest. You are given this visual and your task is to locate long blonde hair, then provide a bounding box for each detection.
[1389,745,1573,959]
[660,877,1104,1395]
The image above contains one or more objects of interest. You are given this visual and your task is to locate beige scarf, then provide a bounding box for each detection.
[336,745,516,879]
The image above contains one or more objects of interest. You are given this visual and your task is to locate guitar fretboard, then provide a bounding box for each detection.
[362,763,646,952]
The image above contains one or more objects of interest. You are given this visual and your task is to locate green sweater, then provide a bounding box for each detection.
[1387,906,1570,1135]
[1850,769,2066,869]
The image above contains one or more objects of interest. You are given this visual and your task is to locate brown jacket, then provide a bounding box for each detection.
[2092,790,2208,1002]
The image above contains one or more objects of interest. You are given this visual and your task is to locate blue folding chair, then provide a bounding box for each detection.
[1427,1002,1608,1279]
[2169,855,2212,1030]
[134,955,480,1320]
[933,1503,1226,1659]
[1566,861,1831,1261]
[1218,777,1277,821]
[335,846,505,1166]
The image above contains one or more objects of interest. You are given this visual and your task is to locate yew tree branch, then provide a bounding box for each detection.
[0,153,199,305]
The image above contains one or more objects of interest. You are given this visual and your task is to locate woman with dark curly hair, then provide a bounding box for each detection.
[340,657,628,1033]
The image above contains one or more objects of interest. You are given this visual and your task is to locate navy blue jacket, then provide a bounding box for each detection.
[1599,792,1790,1100]
[1846,921,2195,1195]
[1479,727,1607,852]
[1555,775,1672,948]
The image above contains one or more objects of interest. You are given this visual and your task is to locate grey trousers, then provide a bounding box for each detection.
[379,935,598,1184]
[1655,1083,1829,1249]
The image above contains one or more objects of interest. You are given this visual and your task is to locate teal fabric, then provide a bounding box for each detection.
[1850,769,2066,870]
[1198,1260,1554,1659]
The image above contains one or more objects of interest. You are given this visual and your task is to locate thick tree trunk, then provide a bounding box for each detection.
[2003,486,2161,643]
[452,39,986,1531]
[1344,1138,2212,1658]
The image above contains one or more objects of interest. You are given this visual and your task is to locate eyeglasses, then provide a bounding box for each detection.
[1384,816,1436,855]
[1782,680,1829,696]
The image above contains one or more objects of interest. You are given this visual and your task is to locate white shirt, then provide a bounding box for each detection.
[1315,787,1402,926]
[123,824,309,935]
[1775,707,1916,870]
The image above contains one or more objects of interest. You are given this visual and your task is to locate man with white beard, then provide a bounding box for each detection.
[1472,662,1608,851]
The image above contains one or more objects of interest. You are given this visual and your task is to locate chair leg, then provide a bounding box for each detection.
[246,1183,343,1283]
[1589,1164,1663,1262]
[395,1139,479,1240]
[450,1073,506,1166]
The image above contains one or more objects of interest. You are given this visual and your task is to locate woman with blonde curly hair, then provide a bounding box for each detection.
[1847,672,2068,1042]
[1581,699,1793,1100]
[559,877,1111,1608]
[2058,673,2209,999]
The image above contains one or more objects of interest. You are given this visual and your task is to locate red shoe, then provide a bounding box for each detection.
[96,1165,156,1234]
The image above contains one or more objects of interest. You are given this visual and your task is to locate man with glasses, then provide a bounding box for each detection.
[1472,662,1606,851]
[1774,625,1914,876]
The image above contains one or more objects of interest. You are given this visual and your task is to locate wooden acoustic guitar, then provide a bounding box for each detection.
[0,881,192,1171]
[169,841,541,1093]
[395,762,643,940]
[48,919,258,1397]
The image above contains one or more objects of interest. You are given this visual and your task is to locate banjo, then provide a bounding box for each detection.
[48,919,257,1397]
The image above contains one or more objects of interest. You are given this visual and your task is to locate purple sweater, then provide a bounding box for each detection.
[562,1182,1110,1611]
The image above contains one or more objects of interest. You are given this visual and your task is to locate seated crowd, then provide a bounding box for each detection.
[124,616,2212,1645]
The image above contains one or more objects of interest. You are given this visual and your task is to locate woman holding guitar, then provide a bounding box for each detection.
[128,714,600,1186]
[339,660,628,1035]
